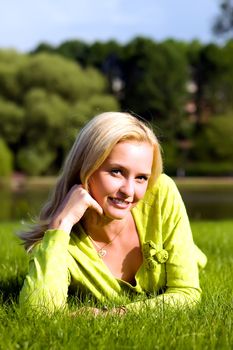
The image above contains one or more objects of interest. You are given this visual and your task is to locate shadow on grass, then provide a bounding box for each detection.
[0,274,25,305]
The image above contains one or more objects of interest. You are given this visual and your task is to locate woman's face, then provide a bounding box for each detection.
[88,141,154,220]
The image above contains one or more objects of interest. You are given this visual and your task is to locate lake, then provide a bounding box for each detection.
[0,179,233,221]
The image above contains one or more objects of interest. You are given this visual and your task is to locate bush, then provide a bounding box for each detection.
[185,161,233,176]
[0,138,13,177]
[17,145,56,176]
[0,99,25,144]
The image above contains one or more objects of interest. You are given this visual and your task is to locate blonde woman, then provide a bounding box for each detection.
[19,112,207,315]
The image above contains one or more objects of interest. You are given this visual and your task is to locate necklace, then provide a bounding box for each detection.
[88,225,125,258]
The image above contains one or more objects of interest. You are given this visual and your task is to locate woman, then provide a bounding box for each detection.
[19,112,207,315]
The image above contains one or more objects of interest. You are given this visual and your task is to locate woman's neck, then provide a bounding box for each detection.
[82,209,131,243]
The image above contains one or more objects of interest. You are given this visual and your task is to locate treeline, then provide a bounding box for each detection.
[0,49,119,176]
[0,37,233,177]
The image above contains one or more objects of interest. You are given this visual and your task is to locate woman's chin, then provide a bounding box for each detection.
[102,208,130,220]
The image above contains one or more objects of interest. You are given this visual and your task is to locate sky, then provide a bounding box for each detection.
[0,0,221,52]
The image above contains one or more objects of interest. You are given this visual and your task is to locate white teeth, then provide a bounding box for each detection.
[111,198,127,205]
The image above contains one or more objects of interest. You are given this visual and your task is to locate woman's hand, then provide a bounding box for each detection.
[49,185,103,234]
[70,306,127,317]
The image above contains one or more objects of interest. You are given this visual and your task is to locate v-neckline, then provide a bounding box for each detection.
[77,210,144,287]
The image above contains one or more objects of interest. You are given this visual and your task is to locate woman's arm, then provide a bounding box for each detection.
[19,185,103,313]
[19,229,71,313]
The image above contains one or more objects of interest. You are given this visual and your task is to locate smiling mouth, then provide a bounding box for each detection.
[108,197,131,208]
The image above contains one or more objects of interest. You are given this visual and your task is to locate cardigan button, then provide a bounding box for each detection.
[155,249,169,263]
[143,241,169,269]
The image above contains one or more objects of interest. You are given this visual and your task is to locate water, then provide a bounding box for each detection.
[0,184,233,221]
[180,187,233,220]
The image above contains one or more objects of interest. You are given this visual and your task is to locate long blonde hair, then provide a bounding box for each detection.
[19,112,163,250]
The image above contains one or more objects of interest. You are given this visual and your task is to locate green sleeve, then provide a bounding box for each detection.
[19,229,70,313]
[127,175,206,312]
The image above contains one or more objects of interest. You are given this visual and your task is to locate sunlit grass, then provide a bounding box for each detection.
[0,221,232,349]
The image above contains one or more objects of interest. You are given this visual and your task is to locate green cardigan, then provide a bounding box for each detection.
[19,174,207,312]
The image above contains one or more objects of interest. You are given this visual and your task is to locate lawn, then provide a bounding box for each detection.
[0,220,232,350]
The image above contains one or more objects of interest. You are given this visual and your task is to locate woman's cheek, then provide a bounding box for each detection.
[138,183,149,199]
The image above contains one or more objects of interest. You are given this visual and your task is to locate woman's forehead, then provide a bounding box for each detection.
[104,141,153,169]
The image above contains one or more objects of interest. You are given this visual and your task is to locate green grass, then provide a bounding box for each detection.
[0,221,232,350]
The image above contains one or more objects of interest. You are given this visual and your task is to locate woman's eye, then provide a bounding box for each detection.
[137,176,148,182]
[111,169,122,175]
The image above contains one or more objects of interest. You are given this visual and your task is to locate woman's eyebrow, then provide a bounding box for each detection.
[107,163,151,176]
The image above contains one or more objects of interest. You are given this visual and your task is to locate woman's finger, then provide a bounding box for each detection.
[89,199,103,216]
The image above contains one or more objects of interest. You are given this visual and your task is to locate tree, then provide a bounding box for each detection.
[204,114,233,161]
[23,88,71,146]
[0,50,28,102]
[187,42,233,124]
[86,40,124,96]
[122,37,189,136]
[190,113,233,175]
[0,49,119,175]
[18,53,90,102]
[56,40,90,66]
[0,98,25,145]
[31,42,55,54]
[0,138,13,177]
[17,145,56,176]
[213,0,233,38]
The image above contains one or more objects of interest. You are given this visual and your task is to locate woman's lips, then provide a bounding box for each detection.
[108,197,131,209]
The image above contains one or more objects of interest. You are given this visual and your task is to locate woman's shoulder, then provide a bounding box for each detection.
[134,174,177,211]
[141,174,182,213]
[149,173,178,196]
[157,173,173,184]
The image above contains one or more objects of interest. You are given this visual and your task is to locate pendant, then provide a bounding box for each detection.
[98,248,107,258]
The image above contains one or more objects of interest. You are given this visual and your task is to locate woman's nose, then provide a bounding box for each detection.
[119,178,134,197]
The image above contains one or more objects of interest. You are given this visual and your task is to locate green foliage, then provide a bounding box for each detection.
[88,94,119,111]
[83,67,107,95]
[0,98,25,144]
[56,40,90,65]
[1,37,233,176]
[87,40,123,67]
[184,161,233,176]
[0,220,232,349]
[193,113,233,164]
[220,40,233,110]
[0,138,13,177]
[18,53,101,102]
[23,89,71,145]
[205,114,233,160]
[16,146,56,176]
[161,141,180,175]
[32,42,55,54]
[31,37,233,130]
[200,44,233,114]
[72,93,119,120]
[122,38,188,135]
[0,49,119,175]
[186,40,233,124]
[0,49,28,101]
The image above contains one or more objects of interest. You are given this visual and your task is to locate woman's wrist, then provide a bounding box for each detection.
[102,305,127,315]
[49,216,74,234]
